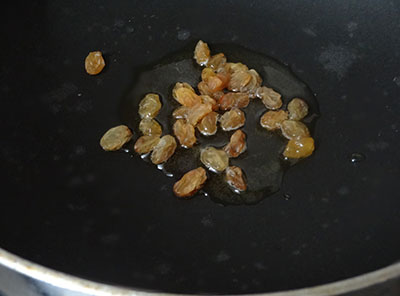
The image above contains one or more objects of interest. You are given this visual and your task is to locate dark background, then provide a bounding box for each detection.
[0,0,399,294]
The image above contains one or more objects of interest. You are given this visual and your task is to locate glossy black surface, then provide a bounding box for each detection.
[1,0,400,294]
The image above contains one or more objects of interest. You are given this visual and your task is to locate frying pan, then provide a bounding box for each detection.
[1,0,400,295]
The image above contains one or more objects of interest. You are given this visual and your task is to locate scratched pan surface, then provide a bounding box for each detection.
[0,0,400,294]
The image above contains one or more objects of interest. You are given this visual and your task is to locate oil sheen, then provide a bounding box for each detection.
[120,44,319,205]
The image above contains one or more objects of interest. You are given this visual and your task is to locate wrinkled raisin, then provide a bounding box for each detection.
[283,137,315,159]
[139,118,162,136]
[85,51,105,75]
[200,95,219,111]
[173,167,207,198]
[173,82,201,107]
[219,92,250,110]
[207,53,227,70]
[226,62,249,74]
[134,135,160,154]
[224,130,247,158]
[281,120,310,140]
[197,112,218,136]
[225,166,247,192]
[173,119,196,148]
[200,147,229,172]
[138,93,162,119]
[219,108,246,131]
[100,125,132,151]
[194,40,210,66]
[172,106,189,119]
[187,103,213,125]
[201,68,215,81]
[288,98,308,120]
[260,110,288,130]
[256,86,282,110]
[228,70,252,91]
[241,69,262,96]
[151,135,177,164]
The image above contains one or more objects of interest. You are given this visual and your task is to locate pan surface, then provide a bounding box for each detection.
[1,0,400,294]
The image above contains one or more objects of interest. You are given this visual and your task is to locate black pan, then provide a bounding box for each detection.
[1,0,400,294]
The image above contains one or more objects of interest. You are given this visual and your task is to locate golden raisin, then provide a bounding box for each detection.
[100,125,132,151]
[173,82,201,107]
[201,68,215,81]
[138,93,162,119]
[281,120,310,140]
[186,103,213,125]
[225,166,247,192]
[200,95,219,111]
[150,135,177,164]
[288,98,309,120]
[241,69,262,95]
[256,86,282,110]
[194,40,210,66]
[260,110,288,131]
[207,53,227,70]
[85,51,105,75]
[197,81,212,96]
[228,70,252,91]
[200,147,229,172]
[219,108,246,131]
[173,119,196,148]
[173,167,207,198]
[172,106,189,119]
[139,118,162,136]
[224,130,247,158]
[225,62,249,74]
[134,135,160,154]
[219,92,250,110]
[283,137,315,159]
[197,112,218,136]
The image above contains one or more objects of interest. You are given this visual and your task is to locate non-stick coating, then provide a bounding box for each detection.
[1,0,400,294]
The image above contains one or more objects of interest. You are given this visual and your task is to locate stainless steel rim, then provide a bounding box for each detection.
[0,247,399,296]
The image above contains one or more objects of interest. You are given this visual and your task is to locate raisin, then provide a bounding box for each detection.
[256,86,282,110]
[187,103,213,125]
[226,62,249,74]
[260,110,288,131]
[241,69,262,96]
[228,70,252,91]
[283,137,315,159]
[281,120,310,140]
[197,112,218,136]
[201,67,215,81]
[288,98,309,120]
[224,130,247,158]
[172,106,189,119]
[173,82,201,107]
[194,40,210,66]
[134,135,160,154]
[100,125,132,151]
[139,118,162,136]
[150,135,177,164]
[200,95,219,111]
[207,53,227,70]
[138,93,162,119]
[219,108,246,131]
[85,51,105,75]
[200,147,229,172]
[219,92,250,110]
[173,167,207,198]
[173,119,196,148]
[225,166,247,192]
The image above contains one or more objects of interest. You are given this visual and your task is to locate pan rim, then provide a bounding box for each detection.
[0,247,399,296]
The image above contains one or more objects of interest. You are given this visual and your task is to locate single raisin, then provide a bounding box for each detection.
[100,125,132,151]
[194,40,210,66]
[151,135,177,164]
[256,86,282,110]
[139,118,162,136]
[173,82,201,107]
[219,92,250,110]
[134,135,160,154]
[283,137,315,159]
[260,110,288,130]
[225,166,247,192]
[200,147,229,172]
[281,120,310,140]
[85,51,105,75]
[224,130,247,158]
[197,112,218,136]
[173,119,196,148]
[138,93,162,119]
[173,167,207,197]
[288,98,309,120]
[219,108,246,131]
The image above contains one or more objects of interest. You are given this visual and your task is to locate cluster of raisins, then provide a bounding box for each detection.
[100,40,315,199]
